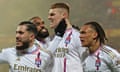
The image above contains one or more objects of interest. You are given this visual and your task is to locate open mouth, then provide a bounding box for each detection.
[80,39,84,43]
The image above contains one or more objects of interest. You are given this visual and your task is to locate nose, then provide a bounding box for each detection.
[16,33,20,38]
[48,16,50,20]
[16,34,19,41]
[79,33,84,39]
[79,35,83,40]
[48,15,51,20]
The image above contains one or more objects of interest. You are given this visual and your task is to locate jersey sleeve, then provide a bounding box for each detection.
[114,55,120,71]
[105,53,120,72]
[45,52,54,72]
[110,50,120,71]
[40,50,54,72]
[102,46,120,72]
[0,48,9,64]
[47,35,62,53]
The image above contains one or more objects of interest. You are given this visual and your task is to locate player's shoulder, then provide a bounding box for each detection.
[71,28,80,37]
[34,40,53,58]
[40,48,52,56]
[35,43,52,57]
[0,47,16,54]
[101,45,118,59]
[72,28,79,34]
[1,46,15,51]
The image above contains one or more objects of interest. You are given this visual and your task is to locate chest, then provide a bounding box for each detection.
[58,30,75,50]
[9,54,45,72]
[54,30,81,59]
[83,54,110,72]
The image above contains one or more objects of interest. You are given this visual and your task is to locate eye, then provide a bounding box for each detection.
[50,13,55,16]
[35,22,40,26]
[80,31,86,34]
[16,31,24,34]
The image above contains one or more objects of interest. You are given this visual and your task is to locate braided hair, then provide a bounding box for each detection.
[84,21,108,44]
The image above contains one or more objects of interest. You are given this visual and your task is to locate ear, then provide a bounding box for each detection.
[30,33,35,40]
[93,32,98,39]
[62,12,68,18]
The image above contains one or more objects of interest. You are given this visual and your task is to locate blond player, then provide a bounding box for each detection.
[48,2,86,72]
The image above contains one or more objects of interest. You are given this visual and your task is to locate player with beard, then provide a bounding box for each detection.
[36,27,51,49]
[0,20,66,72]
[37,27,49,39]
[29,16,51,48]
[16,36,30,51]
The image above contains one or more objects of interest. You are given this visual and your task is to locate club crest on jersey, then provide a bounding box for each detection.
[65,37,70,47]
[35,52,41,67]
[95,58,101,70]
[65,31,72,47]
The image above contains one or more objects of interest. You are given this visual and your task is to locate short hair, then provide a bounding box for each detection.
[29,16,41,20]
[84,21,108,44]
[18,21,38,37]
[50,2,70,14]
[29,16,44,24]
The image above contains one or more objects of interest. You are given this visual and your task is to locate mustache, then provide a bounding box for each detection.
[16,41,30,50]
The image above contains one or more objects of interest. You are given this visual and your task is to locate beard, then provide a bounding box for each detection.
[36,28,49,39]
[16,41,30,51]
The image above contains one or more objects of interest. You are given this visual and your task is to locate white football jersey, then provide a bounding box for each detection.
[0,36,62,72]
[38,37,51,49]
[83,45,120,72]
[48,28,86,72]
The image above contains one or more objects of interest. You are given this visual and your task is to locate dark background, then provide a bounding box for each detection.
[0,0,120,71]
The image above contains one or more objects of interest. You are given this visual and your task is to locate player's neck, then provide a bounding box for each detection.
[65,18,72,29]
[89,40,100,54]
[20,41,35,52]
[67,24,72,29]
[18,44,37,55]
